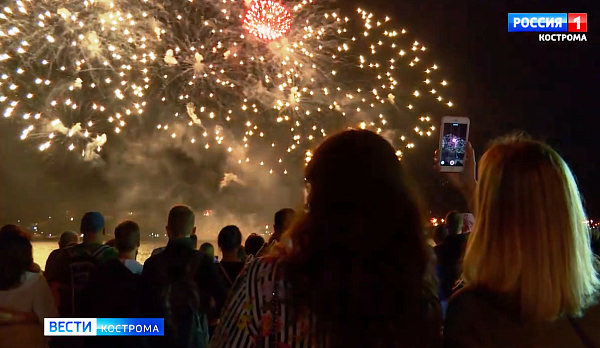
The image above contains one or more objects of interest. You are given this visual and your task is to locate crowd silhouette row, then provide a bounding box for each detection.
[1,129,600,348]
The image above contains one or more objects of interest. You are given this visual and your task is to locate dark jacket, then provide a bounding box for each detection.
[434,233,469,300]
[84,258,146,348]
[444,287,600,348]
[141,237,228,348]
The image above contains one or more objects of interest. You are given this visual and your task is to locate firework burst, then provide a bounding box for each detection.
[1,0,454,176]
[244,0,293,41]
[150,1,453,175]
[0,0,156,158]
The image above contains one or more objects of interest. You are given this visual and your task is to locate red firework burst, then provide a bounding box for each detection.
[244,0,292,41]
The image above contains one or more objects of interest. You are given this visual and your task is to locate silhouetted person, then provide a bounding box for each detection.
[199,242,217,338]
[433,225,448,247]
[85,221,144,348]
[0,225,42,273]
[199,243,215,260]
[434,211,467,306]
[46,212,117,316]
[211,130,440,348]
[591,228,600,257]
[217,225,245,286]
[244,233,265,258]
[45,231,79,285]
[59,231,79,249]
[114,221,143,274]
[258,208,295,256]
[237,245,247,263]
[142,205,227,348]
[446,211,464,236]
[270,208,295,244]
[190,233,198,249]
[0,225,57,348]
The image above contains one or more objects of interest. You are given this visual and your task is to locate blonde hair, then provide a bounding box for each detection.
[463,135,599,321]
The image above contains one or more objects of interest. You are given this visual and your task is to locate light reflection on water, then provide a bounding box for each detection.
[32,239,217,270]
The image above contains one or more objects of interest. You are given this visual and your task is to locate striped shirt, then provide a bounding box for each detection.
[209,257,326,348]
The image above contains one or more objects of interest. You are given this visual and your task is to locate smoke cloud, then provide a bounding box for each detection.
[0,119,303,239]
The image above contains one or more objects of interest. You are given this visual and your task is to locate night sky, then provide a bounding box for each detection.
[0,0,597,227]
[366,0,597,217]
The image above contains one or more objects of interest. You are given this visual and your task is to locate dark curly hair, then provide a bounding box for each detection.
[0,225,33,290]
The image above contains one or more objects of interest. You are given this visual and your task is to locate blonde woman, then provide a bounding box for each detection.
[442,135,600,348]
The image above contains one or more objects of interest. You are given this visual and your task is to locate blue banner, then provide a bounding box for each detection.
[44,318,164,336]
[508,13,568,32]
[96,318,164,336]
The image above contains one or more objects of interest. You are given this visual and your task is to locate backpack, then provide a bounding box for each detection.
[89,259,143,318]
[156,252,209,348]
[62,245,111,316]
[84,260,146,348]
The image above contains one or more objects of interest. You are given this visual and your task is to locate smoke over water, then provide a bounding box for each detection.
[96,127,302,239]
[0,121,302,239]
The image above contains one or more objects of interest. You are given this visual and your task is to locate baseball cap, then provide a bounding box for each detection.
[80,212,105,233]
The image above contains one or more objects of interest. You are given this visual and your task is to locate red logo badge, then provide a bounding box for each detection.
[568,13,587,32]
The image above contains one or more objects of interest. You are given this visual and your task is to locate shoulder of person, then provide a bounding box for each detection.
[141,251,162,272]
[95,244,117,256]
[18,271,49,290]
[581,298,600,323]
[243,256,280,280]
[51,245,74,265]
[189,250,213,268]
[100,257,125,270]
[448,287,480,306]
[63,243,89,259]
[444,288,492,348]
[25,271,44,282]
[258,239,278,253]
[150,246,165,256]
[69,243,111,259]
[47,248,61,258]
[447,287,504,324]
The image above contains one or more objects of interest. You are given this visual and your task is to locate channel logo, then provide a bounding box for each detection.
[568,13,587,32]
[508,13,587,33]
[44,318,164,336]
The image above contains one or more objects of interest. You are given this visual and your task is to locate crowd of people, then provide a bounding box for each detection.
[1,129,600,348]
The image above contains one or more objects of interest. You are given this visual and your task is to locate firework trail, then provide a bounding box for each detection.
[1,0,454,175]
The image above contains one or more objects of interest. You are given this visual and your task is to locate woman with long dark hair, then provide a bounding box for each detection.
[0,225,58,348]
[210,130,440,348]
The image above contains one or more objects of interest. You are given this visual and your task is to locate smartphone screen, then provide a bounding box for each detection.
[440,122,468,167]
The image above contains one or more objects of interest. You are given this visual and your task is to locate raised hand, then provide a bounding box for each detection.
[434,142,477,210]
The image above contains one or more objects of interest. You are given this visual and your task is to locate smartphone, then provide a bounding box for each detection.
[438,116,470,172]
[214,256,218,263]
